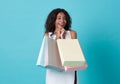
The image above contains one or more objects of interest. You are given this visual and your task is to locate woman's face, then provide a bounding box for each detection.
[55,12,67,29]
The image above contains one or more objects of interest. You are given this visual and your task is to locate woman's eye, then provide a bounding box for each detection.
[58,17,61,20]
[62,17,66,20]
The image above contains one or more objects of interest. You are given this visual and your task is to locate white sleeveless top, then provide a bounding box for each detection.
[46,31,78,84]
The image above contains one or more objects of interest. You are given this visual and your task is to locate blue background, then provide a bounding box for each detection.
[0,0,120,84]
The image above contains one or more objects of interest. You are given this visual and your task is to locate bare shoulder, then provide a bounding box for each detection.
[70,30,77,39]
[44,33,48,36]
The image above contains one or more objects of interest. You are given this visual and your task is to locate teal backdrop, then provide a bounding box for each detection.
[0,0,120,84]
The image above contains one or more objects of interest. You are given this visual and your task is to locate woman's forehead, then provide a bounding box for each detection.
[57,12,66,17]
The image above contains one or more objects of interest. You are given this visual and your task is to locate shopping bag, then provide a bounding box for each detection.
[36,36,64,71]
[36,36,87,71]
[36,36,47,67]
[57,39,86,67]
[64,62,88,71]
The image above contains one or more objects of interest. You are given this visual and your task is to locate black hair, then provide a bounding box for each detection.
[45,8,72,33]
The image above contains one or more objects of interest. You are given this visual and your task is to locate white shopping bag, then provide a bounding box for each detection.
[36,36,47,67]
[36,36,64,71]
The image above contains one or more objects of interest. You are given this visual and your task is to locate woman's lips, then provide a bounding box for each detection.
[58,24,65,28]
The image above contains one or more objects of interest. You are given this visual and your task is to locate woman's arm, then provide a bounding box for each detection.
[70,30,77,39]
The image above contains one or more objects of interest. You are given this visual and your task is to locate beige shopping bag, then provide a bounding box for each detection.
[57,39,86,67]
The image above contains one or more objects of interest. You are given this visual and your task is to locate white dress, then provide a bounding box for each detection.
[46,31,79,84]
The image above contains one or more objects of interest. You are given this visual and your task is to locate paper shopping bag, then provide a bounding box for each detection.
[45,37,64,71]
[64,62,88,71]
[57,39,86,67]
[36,36,64,71]
[36,36,47,67]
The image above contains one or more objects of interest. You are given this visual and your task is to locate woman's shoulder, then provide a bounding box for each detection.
[69,30,77,39]
[69,30,76,34]
[44,32,49,37]
[44,32,53,38]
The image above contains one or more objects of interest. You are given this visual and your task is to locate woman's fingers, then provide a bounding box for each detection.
[54,28,61,39]
[61,28,65,34]
[60,28,66,39]
[54,27,66,39]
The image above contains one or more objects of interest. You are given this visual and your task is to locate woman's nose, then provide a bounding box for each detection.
[60,19,64,23]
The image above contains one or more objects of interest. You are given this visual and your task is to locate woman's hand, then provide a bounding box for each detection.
[60,28,66,39]
[55,25,66,39]
[54,28,61,39]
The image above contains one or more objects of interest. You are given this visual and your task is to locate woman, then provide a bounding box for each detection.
[44,8,78,84]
